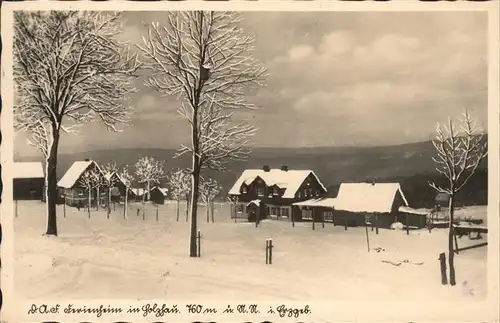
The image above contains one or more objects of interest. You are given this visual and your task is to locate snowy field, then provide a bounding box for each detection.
[14,201,487,301]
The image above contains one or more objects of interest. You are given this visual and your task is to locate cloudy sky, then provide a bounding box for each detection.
[15,11,488,157]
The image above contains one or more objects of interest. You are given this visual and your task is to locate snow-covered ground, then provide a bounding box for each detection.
[14,201,487,301]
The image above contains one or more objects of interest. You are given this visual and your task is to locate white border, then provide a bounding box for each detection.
[1,1,499,322]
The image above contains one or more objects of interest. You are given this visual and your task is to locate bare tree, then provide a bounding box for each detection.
[429,109,488,286]
[13,11,140,236]
[118,166,134,219]
[79,168,102,219]
[200,177,221,223]
[227,195,240,223]
[167,168,190,221]
[135,157,165,205]
[102,162,119,217]
[139,11,267,257]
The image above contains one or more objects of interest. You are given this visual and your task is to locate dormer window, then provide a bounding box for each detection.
[241,185,248,194]
[257,187,264,197]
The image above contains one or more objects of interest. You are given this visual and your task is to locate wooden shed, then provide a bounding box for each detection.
[13,162,45,201]
[149,186,168,205]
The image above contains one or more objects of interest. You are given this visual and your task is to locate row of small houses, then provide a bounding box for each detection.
[227,165,432,229]
[13,160,169,206]
[13,161,446,229]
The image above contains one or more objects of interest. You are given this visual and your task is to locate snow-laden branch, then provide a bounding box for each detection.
[13,11,141,141]
[79,167,105,190]
[138,11,267,173]
[200,177,222,205]
[118,166,135,188]
[135,156,165,187]
[167,168,191,200]
[429,109,488,194]
[102,162,119,185]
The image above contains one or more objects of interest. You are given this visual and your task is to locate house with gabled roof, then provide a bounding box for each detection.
[227,165,328,222]
[104,172,137,203]
[57,159,107,207]
[149,186,169,205]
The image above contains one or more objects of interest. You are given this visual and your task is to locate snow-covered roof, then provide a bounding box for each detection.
[228,169,327,199]
[247,199,261,207]
[334,182,409,213]
[132,188,148,196]
[398,206,429,216]
[152,186,168,196]
[293,197,337,208]
[57,160,102,189]
[13,162,44,179]
[104,172,126,184]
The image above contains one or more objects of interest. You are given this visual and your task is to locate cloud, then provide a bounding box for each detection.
[286,44,314,61]
[16,11,488,155]
[318,31,353,56]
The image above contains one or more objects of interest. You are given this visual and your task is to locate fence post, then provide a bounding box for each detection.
[322,211,325,228]
[312,209,315,231]
[265,239,269,264]
[136,208,139,217]
[197,230,201,257]
[344,216,348,231]
[439,252,448,285]
[375,214,379,235]
[268,238,273,264]
[15,199,18,218]
[142,210,145,221]
[63,197,66,218]
[156,203,159,222]
[365,221,370,252]
[406,213,410,235]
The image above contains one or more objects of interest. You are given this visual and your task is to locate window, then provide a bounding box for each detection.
[237,204,244,214]
[324,211,334,222]
[241,186,247,194]
[257,187,264,197]
[281,208,289,219]
[302,209,313,220]
[298,191,302,199]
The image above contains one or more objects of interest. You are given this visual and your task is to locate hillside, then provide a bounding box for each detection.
[16,139,488,208]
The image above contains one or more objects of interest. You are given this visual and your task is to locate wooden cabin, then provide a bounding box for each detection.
[149,186,168,205]
[104,172,133,203]
[57,159,107,208]
[294,182,428,229]
[227,165,328,222]
[13,162,44,201]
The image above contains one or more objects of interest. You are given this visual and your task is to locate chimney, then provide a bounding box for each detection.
[84,158,90,162]
[281,165,288,172]
[262,165,270,172]
[371,179,376,186]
